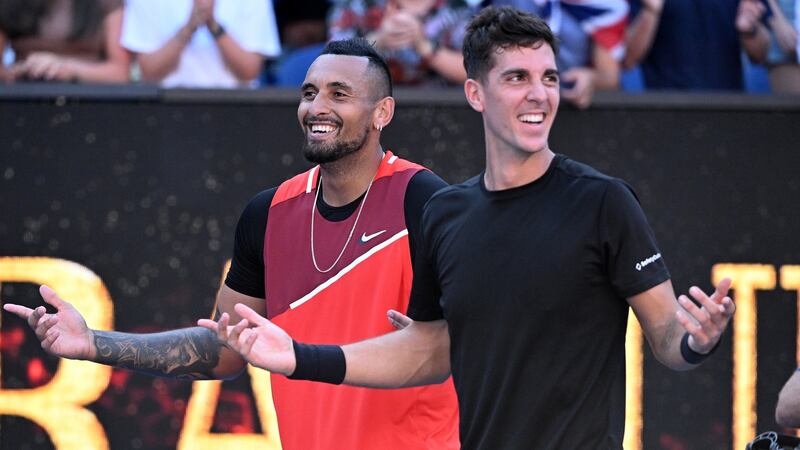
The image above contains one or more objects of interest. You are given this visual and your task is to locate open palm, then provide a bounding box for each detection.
[3,285,95,360]
[198,303,296,375]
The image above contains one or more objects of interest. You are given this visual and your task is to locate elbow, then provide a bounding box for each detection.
[233,58,265,82]
[776,399,800,428]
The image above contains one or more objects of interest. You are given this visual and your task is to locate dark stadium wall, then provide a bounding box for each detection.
[0,86,798,450]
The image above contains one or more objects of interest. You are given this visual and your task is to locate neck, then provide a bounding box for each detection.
[318,144,385,206]
[483,143,555,191]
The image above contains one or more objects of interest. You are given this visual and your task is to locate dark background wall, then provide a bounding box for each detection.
[1,85,798,449]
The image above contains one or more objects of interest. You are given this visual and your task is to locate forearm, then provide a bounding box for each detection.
[776,370,800,427]
[623,9,661,69]
[647,319,701,371]
[342,320,450,388]
[740,27,771,63]
[215,35,264,81]
[63,58,130,83]
[92,326,241,379]
[427,48,467,84]
[138,26,193,82]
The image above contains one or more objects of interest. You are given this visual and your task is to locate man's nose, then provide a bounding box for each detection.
[526,81,547,103]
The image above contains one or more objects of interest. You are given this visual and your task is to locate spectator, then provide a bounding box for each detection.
[0,0,130,83]
[776,368,800,427]
[737,0,799,93]
[267,0,331,87]
[328,0,474,86]
[493,0,628,108]
[121,0,281,88]
[624,0,744,90]
[274,0,330,49]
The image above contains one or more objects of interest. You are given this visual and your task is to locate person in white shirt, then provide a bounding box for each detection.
[122,0,281,88]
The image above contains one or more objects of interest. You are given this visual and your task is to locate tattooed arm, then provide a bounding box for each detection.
[627,279,734,370]
[3,284,264,380]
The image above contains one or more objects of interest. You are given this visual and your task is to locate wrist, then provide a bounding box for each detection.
[739,24,759,38]
[680,332,721,365]
[418,39,438,64]
[87,329,98,361]
[287,340,345,384]
[179,24,196,42]
[208,20,226,40]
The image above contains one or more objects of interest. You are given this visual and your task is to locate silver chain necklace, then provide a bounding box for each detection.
[310,173,376,273]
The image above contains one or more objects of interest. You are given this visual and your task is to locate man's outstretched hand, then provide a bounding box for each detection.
[3,285,96,360]
[198,303,296,375]
[676,277,736,354]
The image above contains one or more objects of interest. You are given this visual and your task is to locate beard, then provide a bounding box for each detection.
[302,123,371,164]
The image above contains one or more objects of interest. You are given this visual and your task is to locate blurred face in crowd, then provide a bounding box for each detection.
[392,0,438,16]
[298,54,377,164]
[465,42,560,157]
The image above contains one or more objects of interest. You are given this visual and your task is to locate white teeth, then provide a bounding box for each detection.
[311,124,336,133]
[519,113,544,124]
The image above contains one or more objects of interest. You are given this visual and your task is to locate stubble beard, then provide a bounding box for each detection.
[302,124,371,164]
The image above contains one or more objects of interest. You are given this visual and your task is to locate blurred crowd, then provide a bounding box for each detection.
[1,0,798,106]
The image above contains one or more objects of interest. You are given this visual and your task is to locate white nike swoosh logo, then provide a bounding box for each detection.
[360,230,387,243]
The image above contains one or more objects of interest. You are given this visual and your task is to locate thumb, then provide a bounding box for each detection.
[234,303,268,326]
[39,285,66,310]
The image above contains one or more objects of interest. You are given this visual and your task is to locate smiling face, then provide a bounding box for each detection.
[466,43,560,158]
[298,54,378,164]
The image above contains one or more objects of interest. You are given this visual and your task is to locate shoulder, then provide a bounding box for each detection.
[553,154,635,195]
[239,188,278,223]
[421,174,480,222]
[408,169,447,197]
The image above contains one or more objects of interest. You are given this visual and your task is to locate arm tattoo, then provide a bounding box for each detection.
[93,327,222,380]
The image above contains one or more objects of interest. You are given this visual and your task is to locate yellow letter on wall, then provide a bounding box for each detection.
[178,260,282,450]
[712,263,776,450]
[780,265,800,438]
[0,257,114,450]
[624,309,643,450]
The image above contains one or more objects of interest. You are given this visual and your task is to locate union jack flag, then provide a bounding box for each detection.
[501,0,629,60]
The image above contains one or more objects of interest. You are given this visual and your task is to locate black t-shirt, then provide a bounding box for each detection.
[225,170,447,298]
[408,154,670,449]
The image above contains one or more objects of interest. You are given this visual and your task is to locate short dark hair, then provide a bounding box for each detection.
[320,38,393,98]
[462,6,559,81]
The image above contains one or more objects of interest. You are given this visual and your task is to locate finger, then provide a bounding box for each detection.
[239,329,258,356]
[3,303,34,319]
[234,303,269,326]
[46,63,62,81]
[42,329,60,351]
[721,296,736,316]
[216,313,230,341]
[39,285,67,310]
[710,278,732,303]
[688,286,724,315]
[29,306,46,329]
[676,310,707,343]
[197,318,219,332]
[387,309,412,330]
[678,294,712,327]
[35,314,57,340]
[227,319,249,346]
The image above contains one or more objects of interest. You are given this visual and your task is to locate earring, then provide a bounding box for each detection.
[374,123,383,132]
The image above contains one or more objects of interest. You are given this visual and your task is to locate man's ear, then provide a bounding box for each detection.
[464,78,484,113]
[373,96,395,130]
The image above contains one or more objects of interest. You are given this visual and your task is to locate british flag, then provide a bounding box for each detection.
[501,0,629,60]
